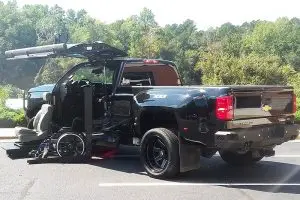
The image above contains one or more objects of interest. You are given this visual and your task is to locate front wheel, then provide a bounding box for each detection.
[140,128,180,179]
[219,150,264,166]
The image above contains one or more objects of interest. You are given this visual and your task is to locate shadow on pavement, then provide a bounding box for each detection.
[89,157,145,175]
[2,143,300,194]
[173,156,300,194]
[88,145,145,175]
[89,150,300,194]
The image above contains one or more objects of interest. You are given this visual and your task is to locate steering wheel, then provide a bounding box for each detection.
[78,79,91,86]
[65,79,74,87]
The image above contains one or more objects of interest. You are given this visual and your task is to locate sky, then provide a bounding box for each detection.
[5,0,300,30]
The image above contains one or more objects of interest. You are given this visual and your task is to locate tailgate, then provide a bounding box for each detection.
[228,86,296,128]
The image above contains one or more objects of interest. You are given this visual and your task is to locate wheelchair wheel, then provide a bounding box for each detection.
[56,133,85,158]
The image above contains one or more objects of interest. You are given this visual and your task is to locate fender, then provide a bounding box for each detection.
[133,87,209,173]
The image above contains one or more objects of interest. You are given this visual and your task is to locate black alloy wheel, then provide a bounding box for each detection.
[140,128,180,179]
[145,135,169,172]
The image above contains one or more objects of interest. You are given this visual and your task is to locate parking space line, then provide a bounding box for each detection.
[95,154,300,159]
[288,140,300,143]
[273,155,300,158]
[98,182,300,187]
[212,154,300,158]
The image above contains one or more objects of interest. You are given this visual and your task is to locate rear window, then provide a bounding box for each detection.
[122,64,180,86]
[121,72,155,86]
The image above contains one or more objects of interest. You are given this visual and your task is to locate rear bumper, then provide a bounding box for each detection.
[215,124,300,149]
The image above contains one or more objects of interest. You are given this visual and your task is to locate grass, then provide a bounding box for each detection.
[0,106,26,128]
[0,86,26,127]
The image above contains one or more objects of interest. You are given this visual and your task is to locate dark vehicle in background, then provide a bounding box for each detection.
[5,41,300,179]
[24,84,55,120]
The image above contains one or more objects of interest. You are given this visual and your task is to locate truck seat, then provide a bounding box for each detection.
[15,95,53,143]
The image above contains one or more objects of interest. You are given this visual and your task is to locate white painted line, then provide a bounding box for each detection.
[92,154,300,159]
[273,155,300,158]
[0,139,17,143]
[288,140,300,143]
[99,182,300,187]
[91,155,140,160]
[212,154,300,158]
[114,155,140,158]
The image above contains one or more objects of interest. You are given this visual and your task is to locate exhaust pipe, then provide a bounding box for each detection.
[260,149,275,157]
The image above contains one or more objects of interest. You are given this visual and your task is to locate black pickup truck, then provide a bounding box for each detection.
[5,41,300,179]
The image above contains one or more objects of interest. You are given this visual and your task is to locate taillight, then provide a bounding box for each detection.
[293,94,297,113]
[216,95,234,120]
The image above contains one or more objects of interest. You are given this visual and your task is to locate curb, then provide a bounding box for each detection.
[0,136,17,140]
[0,128,16,140]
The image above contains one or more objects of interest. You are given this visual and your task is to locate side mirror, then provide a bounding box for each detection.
[43,92,52,102]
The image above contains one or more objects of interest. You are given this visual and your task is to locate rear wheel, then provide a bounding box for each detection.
[219,150,264,166]
[140,128,180,179]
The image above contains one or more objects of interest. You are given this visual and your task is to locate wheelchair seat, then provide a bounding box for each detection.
[15,93,54,143]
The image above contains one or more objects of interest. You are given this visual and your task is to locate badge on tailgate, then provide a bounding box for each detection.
[262,104,272,112]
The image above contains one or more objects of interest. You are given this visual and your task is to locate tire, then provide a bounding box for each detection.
[219,150,264,166]
[140,128,180,179]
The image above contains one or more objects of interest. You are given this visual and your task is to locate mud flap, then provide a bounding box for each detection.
[179,136,201,173]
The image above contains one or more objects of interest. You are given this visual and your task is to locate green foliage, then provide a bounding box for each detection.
[1,1,300,99]
[0,87,9,106]
[124,8,160,58]
[196,52,293,85]
[0,106,26,126]
[34,58,83,85]
[1,84,24,98]
[72,66,114,83]
[296,100,300,121]
[1,1,300,122]
[242,18,300,66]
[0,85,26,127]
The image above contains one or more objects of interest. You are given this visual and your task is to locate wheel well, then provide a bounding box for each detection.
[139,110,178,135]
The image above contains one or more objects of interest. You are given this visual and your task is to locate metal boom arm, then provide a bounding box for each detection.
[5,43,69,60]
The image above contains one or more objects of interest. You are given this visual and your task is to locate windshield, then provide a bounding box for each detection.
[57,59,122,87]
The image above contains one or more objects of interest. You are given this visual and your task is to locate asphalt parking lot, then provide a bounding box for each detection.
[1,140,300,200]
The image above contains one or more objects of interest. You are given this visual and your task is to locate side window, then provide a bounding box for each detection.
[121,72,155,86]
[72,67,114,83]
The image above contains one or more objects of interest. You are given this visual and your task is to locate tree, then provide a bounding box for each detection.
[2,0,300,98]
[158,20,203,84]
[127,8,160,58]
[35,5,67,45]
[196,51,293,85]
[0,1,40,88]
[242,18,300,69]
[34,58,83,85]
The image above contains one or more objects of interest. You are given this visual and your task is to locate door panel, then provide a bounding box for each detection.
[110,94,133,120]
